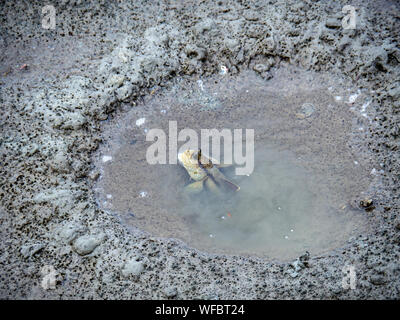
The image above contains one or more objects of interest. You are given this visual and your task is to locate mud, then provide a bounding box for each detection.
[0,0,399,299]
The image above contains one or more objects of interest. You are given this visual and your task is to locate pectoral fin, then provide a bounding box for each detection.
[205,177,223,197]
[206,166,240,193]
[219,177,240,192]
[205,176,240,197]
[184,179,205,195]
[216,163,233,168]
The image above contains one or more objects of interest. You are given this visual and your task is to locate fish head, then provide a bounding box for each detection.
[178,149,196,166]
[178,149,206,181]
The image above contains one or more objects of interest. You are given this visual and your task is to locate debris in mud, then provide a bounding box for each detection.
[19,63,29,71]
[163,286,178,298]
[20,243,45,258]
[2,66,12,76]
[139,191,148,198]
[253,63,270,73]
[360,198,375,212]
[347,91,360,105]
[288,251,310,278]
[325,17,342,29]
[88,170,100,181]
[136,117,146,126]
[219,65,228,75]
[252,63,273,79]
[102,155,112,163]
[128,211,136,218]
[295,103,315,119]
[370,274,386,286]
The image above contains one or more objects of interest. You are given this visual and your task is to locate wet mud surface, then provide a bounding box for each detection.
[0,0,399,299]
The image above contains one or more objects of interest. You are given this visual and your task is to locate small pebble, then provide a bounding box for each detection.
[219,65,228,75]
[296,103,315,119]
[197,79,204,90]
[136,118,146,126]
[348,92,359,104]
[102,155,112,163]
[73,233,106,256]
[163,287,178,298]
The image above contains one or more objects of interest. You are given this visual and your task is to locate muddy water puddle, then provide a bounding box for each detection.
[94,67,373,260]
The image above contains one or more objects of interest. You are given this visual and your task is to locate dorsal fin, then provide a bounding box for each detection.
[196,149,213,169]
